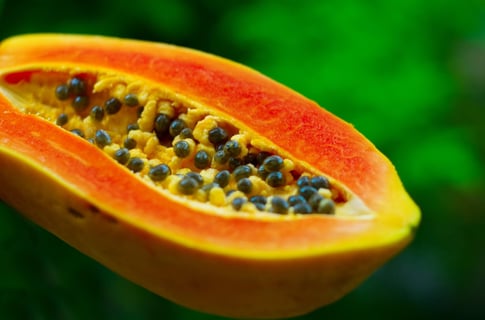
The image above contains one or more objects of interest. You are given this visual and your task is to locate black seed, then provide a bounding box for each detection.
[228,157,242,171]
[194,150,210,169]
[208,127,228,145]
[114,148,130,165]
[293,202,312,214]
[154,113,171,136]
[237,177,252,194]
[186,172,204,186]
[95,129,111,148]
[148,164,171,181]
[90,105,104,121]
[249,195,267,205]
[243,153,258,165]
[124,137,137,149]
[213,150,229,164]
[316,198,336,214]
[271,196,289,214]
[296,176,311,189]
[266,171,286,187]
[105,97,122,114]
[262,155,284,172]
[169,119,187,137]
[231,197,245,211]
[308,193,324,210]
[55,84,71,100]
[178,176,199,195]
[127,123,139,132]
[214,170,230,188]
[174,140,191,158]
[311,176,330,190]
[201,182,219,192]
[256,151,272,165]
[124,93,139,107]
[70,129,84,137]
[179,127,193,139]
[233,165,252,181]
[127,157,144,172]
[257,165,269,180]
[288,195,306,207]
[68,77,86,96]
[254,202,266,211]
[299,185,318,200]
[56,113,68,126]
[224,140,241,157]
[72,96,89,111]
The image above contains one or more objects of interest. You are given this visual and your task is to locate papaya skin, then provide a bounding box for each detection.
[0,34,420,318]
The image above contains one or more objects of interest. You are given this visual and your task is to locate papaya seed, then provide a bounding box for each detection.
[208,127,228,145]
[124,93,139,107]
[114,148,130,165]
[90,105,104,121]
[127,157,144,173]
[148,164,171,182]
[56,113,68,126]
[105,97,122,115]
[72,95,89,111]
[178,176,199,195]
[194,150,210,169]
[174,140,191,158]
[55,84,70,100]
[94,129,112,148]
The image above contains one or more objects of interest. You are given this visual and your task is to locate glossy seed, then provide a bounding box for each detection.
[105,97,122,114]
[293,202,312,214]
[296,176,311,189]
[179,127,193,139]
[214,170,230,188]
[317,198,336,214]
[262,155,284,172]
[174,140,191,158]
[228,157,242,171]
[233,165,252,181]
[169,119,187,137]
[257,165,269,180]
[213,150,229,164]
[231,197,245,211]
[201,182,219,192]
[72,96,89,111]
[55,84,70,100]
[124,137,137,149]
[311,176,330,189]
[154,113,171,136]
[124,93,139,107]
[70,129,84,138]
[266,171,286,187]
[127,123,139,132]
[308,193,324,210]
[56,113,68,126]
[224,140,241,157]
[178,176,199,195]
[194,150,211,169]
[254,202,266,211]
[94,129,111,148]
[208,127,228,145]
[271,196,289,214]
[237,177,252,194]
[114,148,130,165]
[288,195,306,207]
[148,164,171,181]
[90,105,104,121]
[299,185,318,200]
[186,172,204,186]
[127,157,144,173]
[249,195,267,205]
[68,77,87,96]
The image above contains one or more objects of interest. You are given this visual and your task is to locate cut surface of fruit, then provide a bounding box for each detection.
[0,34,420,319]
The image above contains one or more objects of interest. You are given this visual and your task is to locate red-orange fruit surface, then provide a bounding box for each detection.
[0,34,420,319]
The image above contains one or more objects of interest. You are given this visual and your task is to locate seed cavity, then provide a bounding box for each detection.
[4,72,353,217]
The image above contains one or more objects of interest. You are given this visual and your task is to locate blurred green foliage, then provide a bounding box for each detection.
[1,0,484,319]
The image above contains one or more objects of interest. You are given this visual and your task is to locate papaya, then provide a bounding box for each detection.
[0,34,420,319]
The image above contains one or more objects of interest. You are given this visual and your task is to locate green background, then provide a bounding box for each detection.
[0,0,484,319]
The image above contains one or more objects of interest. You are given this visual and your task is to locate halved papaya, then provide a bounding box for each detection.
[0,34,419,319]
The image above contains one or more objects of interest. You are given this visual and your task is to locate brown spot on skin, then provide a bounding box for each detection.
[67,207,85,218]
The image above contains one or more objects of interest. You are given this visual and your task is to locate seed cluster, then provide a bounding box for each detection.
[46,74,342,215]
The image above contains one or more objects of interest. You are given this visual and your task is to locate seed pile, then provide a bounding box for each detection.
[15,73,347,216]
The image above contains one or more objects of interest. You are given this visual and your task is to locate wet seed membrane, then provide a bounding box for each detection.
[11,73,346,216]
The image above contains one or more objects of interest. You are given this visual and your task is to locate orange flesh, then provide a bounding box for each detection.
[0,34,419,257]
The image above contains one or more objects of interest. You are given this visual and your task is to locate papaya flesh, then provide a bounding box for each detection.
[0,34,420,319]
